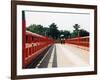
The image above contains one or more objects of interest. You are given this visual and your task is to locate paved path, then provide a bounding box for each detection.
[36,43,89,68]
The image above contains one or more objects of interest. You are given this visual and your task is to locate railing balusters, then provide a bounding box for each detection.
[23,31,54,68]
[65,36,89,47]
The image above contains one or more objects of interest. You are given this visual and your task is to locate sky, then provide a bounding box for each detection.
[25,10,90,32]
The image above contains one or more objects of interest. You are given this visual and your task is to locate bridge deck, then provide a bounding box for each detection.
[35,43,89,68]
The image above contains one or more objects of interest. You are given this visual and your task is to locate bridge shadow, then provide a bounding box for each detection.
[52,46,57,67]
[38,45,58,68]
[37,46,54,68]
[26,46,52,68]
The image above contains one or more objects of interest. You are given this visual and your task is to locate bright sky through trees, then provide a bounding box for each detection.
[25,11,90,32]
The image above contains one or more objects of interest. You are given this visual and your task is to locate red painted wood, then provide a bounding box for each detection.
[65,36,89,47]
[22,11,26,68]
[23,31,54,68]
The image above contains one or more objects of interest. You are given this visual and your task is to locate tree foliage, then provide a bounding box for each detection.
[48,23,59,39]
[26,24,44,35]
[73,24,80,31]
[59,30,71,39]
[79,29,89,37]
[70,24,89,38]
[26,23,89,40]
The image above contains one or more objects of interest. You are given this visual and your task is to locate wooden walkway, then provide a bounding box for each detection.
[35,43,89,68]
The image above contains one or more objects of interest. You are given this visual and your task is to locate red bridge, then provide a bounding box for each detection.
[22,31,89,68]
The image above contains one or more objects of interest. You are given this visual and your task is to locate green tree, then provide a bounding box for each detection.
[42,27,50,36]
[49,23,59,39]
[59,30,71,39]
[72,24,80,37]
[63,30,71,39]
[73,24,80,31]
[71,24,89,38]
[79,29,89,37]
[26,24,44,35]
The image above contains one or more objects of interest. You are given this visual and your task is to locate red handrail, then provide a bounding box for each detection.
[23,31,54,68]
[65,36,89,47]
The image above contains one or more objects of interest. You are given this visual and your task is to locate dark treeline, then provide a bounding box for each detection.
[26,23,89,40]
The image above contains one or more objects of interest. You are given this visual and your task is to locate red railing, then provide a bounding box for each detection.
[65,36,89,47]
[23,31,54,68]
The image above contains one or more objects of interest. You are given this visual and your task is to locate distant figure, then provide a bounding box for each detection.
[61,38,65,44]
